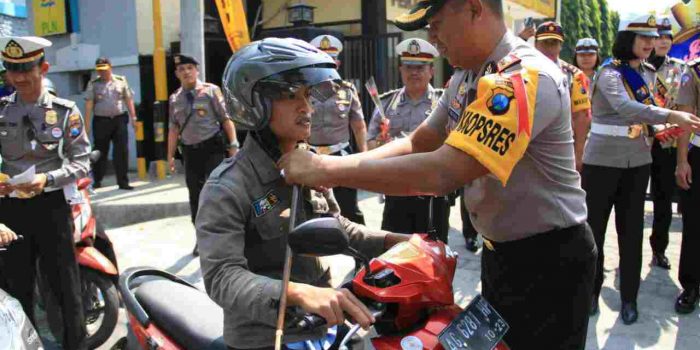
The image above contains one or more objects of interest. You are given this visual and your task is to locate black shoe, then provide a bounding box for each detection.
[192,244,199,257]
[675,288,699,314]
[621,301,638,325]
[590,297,599,316]
[93,182,102,189]
[465,237,480,252]
[652,253,671,270]
[118,185,134,190]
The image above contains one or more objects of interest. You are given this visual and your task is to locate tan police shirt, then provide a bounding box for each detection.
[169,80,230,145]
[84,74,132,117]
[309,80,364,146]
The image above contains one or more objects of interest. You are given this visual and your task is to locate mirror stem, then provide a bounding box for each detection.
[345,246,372,276]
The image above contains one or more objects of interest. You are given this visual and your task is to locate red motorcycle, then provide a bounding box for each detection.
[114,217,511,350]
[36,151,120,349]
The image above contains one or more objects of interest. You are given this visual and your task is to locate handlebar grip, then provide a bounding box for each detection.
[297,314,327,330]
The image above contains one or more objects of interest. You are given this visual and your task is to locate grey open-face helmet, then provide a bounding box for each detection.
[222,37,340,131]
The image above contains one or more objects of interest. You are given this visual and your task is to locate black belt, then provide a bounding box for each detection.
[482,223,587,252]
[95,112,128,119]
[183,134,222,150]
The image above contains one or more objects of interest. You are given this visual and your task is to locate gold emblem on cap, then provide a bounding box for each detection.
[320,36,331,50]
[647,16,657,27]
[174,56,181,64]
[4,40,24,59]
[663,18,671,26]
[408,40,421,55]
[548,25,555,31]
[45,110,58,125]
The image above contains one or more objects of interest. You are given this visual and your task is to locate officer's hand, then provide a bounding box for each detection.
[518,26,536,41]
[14,174,47,196]
[667,111,700,133]
[287,283,375,330]
[227,148,238,158]
[676,161,693,190]
[168,158,176,174]
[131,116,138,125]
[278,150,331,187]
[0,182,14,196]
[0,223,18,247]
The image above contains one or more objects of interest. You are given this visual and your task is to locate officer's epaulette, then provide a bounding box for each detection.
[90,76,101,83]
[113,74,126,81]
[51,96,77,109]
[686,58,700,68]
[432,88,445,98]
[560,60,582,75]
[497,54,522,73]
[669,57,685,66]
[378,89,400,101]
[642,61,656,72]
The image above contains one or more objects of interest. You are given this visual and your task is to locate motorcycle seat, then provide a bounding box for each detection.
[135,279,227,350]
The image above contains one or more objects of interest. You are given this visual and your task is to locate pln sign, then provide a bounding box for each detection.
[34,0,67,36]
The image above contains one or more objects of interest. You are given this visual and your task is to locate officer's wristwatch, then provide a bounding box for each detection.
[44,173,55,188]
[227,140,240,150]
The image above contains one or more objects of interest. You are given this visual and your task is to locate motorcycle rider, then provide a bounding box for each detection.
[195,37,409,349]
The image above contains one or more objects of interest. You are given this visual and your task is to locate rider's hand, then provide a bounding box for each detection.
[0,223,18,247]
[287,283,375,330]
[14,173,47,197]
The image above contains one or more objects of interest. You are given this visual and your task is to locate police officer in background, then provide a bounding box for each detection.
[282,0,599,347]
[0,36,90,349]
[84,57,137,190]
[368,38,450,241]
[308,35,367,224]
[535,21,592,172]
[648,17,685,270]
[673,56,700,313]
[167,54,238,256]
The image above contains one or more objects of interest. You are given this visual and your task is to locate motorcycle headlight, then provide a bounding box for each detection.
[0,294,25,350]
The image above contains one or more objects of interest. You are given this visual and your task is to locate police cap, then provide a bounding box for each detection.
[173,54,200,67]
[0,36,52,72]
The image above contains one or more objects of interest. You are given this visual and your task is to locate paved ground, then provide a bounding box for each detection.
[38,173,700,349]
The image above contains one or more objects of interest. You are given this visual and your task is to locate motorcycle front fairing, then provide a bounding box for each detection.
[0,288,43,350]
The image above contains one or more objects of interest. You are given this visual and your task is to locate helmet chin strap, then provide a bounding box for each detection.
[252,96,283,162]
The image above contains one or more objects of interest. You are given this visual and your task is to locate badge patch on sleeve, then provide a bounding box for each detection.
[253,190,280,217]
[445,67,539,185]
[68,114,83,138]
[571,72,591,113]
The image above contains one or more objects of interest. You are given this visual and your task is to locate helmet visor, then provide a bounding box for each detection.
[257,66,340,100]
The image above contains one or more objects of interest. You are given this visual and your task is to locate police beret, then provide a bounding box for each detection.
[173,54,200,67]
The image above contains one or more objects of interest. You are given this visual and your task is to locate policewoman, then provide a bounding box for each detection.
[0,36,90,349]
[583,15,700,324]
[308,35,367,224]
[166,54,238,255]
[534,21,592,171]
[367,38,451,241]
[574,38,602,83]
[648,17,686,270]
[672,55,700,314]
[196,38,406,349]
[84,57,137,190]
[281,0,601,348]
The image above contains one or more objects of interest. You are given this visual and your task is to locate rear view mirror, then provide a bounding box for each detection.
[288,218,349,257]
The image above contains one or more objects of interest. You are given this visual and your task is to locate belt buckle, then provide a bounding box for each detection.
[628,125,642,139]
[483,238,495,251]
[316,146,332,155]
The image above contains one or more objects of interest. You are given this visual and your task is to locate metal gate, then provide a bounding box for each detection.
[340,33,403,121]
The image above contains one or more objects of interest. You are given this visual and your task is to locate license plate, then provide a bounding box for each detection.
[438,294,509,350]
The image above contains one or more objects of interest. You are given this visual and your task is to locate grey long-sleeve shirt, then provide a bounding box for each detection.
[196,136,387,348]
[583,63,671,168]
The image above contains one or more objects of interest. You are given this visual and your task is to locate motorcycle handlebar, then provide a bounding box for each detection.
[296,308,384,331]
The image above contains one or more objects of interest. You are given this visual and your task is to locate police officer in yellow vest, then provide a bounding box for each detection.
[84,57,137,190]
[0,36,90,349]
[367,38,452,241]
[308,35,367,224]
[647,16,686,270]
[534,21,592,172]
[281,1,601,347]
[583,15,700,324]
[673,55,700,314]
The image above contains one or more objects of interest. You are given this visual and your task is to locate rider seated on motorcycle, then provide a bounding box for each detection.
[195,37,409,350]
[0,223,17,247]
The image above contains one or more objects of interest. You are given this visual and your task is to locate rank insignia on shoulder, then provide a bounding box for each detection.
[497,54,522,73]
[337,89,348,101]
[253,190,280,217]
